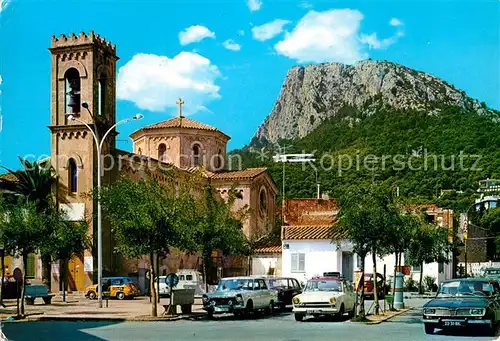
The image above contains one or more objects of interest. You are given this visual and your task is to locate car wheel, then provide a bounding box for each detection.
[338,304,345,318]
[116,292,125,300]
[424,324,434,334]
[88,291,96,300]
[266,301,274,315]
[244,300,253,316]
[207,310,214,319]
[294,314,304,322]
[347,307,355,319]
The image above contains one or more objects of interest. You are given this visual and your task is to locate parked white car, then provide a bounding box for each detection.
[154,269,206,297]
[292,276,356,321]
[202,276,278,318]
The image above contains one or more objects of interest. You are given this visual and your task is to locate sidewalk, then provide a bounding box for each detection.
[0,294,206,322]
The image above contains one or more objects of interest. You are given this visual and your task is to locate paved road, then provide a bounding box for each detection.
[2,309,499,341]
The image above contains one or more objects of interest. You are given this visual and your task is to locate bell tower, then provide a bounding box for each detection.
[48,32,118,291]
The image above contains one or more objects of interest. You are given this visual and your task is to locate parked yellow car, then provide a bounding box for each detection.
[85,277,140,300]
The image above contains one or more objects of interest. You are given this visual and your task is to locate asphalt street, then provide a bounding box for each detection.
[2,309,499,341]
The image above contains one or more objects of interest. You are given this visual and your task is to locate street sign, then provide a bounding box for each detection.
[165,273,179,288]
[13,268,22,281]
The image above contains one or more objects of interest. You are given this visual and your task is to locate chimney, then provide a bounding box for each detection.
[321,192,329,200]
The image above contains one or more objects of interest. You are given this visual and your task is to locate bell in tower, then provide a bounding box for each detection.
[65,68,81,114]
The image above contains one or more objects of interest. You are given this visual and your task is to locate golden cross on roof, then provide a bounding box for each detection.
[176,98,185,118]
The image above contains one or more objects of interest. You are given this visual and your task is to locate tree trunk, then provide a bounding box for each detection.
[150,262,157,317]
[392,251,398,307]
[20,252,28,316]
[372,250,380,315]
[42,254,51,289]
[203,252,210,293]
[62,258,67,303]
[0,248,5,306]
[419,261,424,294]
[358,255,366,318]
[156,253,160,303]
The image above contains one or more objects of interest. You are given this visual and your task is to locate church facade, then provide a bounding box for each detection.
[46,31,277,292]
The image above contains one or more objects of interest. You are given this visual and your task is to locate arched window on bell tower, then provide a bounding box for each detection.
[158,143,167,162]
[192,144,201,166]
[68,158,78,193]
[65,68,81,114]
[98,75,106,116]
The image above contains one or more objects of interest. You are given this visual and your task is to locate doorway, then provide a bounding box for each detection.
[342,252,354,281]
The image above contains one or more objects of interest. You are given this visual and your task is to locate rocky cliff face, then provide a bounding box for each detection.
[253,60,487,145]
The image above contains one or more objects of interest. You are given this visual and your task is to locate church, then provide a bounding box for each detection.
[45,31,277,293]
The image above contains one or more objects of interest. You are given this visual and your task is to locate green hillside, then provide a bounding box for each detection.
[232,105,500,211]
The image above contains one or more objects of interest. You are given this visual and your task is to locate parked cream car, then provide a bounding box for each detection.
[292,276,356,321]
[202,276,278,318]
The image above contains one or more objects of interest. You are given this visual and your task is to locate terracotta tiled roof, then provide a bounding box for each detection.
[282,223,347,241]
[284,199,339,225]
[143,117,219,132]
[254,245,282,254]
[210,168,267,180]
[0,173,17,182]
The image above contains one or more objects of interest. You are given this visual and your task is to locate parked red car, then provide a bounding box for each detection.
[357,273,389,299]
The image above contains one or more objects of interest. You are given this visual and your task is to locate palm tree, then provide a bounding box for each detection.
[0,156,57,292]
[0,157,56,212]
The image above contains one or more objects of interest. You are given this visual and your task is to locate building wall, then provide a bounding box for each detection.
[363,253,453,286]
[251,254,281,276]
[281,240,353,284]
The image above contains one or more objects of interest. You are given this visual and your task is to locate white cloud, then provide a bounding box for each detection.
[360,33,396,50]
[389,17,403,27]
[298,1,313,9]
[252,19,291,41]
[275,9,367,64]
[0,75,2,86]
[117,52,221,114]
[178,25,216,46]
[222,39,241,51]
[0,0,10,12]
[238,29,245,36]
[247,0,262,12]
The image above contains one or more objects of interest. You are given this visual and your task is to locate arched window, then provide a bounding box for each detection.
[192,144,201,166]
[65,68,81,114]
[158,143,167,161]
[98,76,106,116]
[215,148,223,169]
[259,187,268,217]
[68,158,78,193]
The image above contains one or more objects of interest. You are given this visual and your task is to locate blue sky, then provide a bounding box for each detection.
[0,0,498,170]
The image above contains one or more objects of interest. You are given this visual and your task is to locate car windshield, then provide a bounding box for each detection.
[267,279,288,288]
[216,279,253,291]
[304,280,342,292]
[437,280,494,297]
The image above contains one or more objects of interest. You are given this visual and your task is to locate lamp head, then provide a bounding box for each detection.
[82,102,89,109]
[133,114,144,120]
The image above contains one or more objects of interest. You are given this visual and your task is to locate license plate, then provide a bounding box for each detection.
[307,310,323,314]
[443,321,463,327]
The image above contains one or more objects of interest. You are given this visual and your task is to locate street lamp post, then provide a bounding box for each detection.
[67,113,143,308]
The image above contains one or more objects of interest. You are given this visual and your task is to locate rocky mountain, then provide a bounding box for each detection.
[252,60,489,145]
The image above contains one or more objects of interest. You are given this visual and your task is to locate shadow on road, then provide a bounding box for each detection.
[2,321,123,341]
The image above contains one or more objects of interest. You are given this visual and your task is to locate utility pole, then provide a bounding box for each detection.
[315,169,320,199]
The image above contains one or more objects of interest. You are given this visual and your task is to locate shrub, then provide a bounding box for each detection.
[403,277,418,292]
[423,276,437,292]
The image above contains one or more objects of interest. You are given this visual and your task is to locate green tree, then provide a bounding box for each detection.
[479,207,500,256]
[99,174,195,316]
[0,157,57,289]
[42,211,90,302]
[0,199,47,317]
[406,217,452,293]
[336,183,397,317]
[189,183,249,291]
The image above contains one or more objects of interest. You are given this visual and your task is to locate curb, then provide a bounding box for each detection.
[364,308,411,325]
[3,314,191,323]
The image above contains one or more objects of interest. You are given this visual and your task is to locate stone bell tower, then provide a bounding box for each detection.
[48,31,118,292]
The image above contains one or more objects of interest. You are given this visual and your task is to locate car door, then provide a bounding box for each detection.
[255,279,266,308]
[342,280,354,310]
